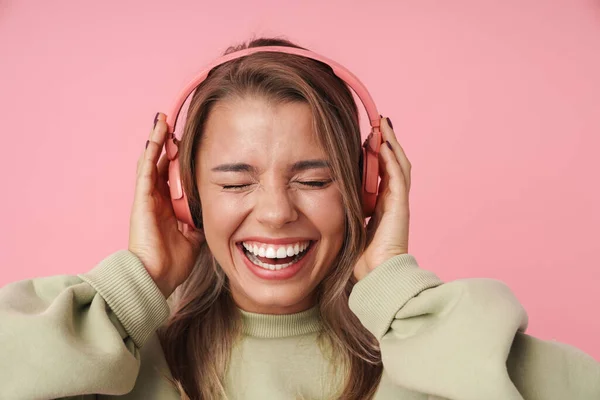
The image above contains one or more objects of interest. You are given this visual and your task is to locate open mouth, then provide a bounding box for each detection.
[238,241,314,271]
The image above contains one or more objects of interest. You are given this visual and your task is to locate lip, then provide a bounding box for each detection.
[236,240,316,280]
[236,236,316,245]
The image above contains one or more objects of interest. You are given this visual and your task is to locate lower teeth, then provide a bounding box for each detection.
[245,247,308,271]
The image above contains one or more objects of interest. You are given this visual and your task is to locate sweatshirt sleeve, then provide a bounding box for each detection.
[0,250,171,399]
[348,254,600,400]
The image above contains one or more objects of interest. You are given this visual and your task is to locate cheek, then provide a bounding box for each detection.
[302,189,346,240]
[198,190,246,258]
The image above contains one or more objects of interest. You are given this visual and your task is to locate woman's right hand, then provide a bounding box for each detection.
[128,113,205,298]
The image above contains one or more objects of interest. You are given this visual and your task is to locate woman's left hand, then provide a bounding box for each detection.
[354,116,412,281]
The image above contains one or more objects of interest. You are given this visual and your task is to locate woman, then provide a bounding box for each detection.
[1,37,598,400]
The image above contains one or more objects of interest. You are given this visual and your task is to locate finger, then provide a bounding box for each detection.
[148,112,164,140]
[379,141,408,200]
[157,152,170,182]
[377,144,391,195]
[134,114,169,198]
[151,152,171,200]
[371,146,392,220]
[146,114,169,167]
[135,135,162,198]
[380,117,412,192]
[136,150,144,176]
[137,113,166,177]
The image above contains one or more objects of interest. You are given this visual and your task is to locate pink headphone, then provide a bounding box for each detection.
[164,46,384,230]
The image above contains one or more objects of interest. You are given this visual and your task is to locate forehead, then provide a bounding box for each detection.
[199,97,326,162]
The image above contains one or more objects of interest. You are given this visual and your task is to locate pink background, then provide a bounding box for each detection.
[1,0,599,360]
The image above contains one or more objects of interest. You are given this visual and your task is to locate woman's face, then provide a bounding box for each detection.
[196,96,346,314]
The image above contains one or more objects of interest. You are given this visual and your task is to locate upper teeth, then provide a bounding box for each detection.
[242,241,310,258]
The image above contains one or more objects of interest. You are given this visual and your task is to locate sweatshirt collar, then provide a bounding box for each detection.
[239,306,322,338]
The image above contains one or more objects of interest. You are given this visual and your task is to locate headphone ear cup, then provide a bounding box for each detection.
[168,157,197,229]
[361,147,377,218]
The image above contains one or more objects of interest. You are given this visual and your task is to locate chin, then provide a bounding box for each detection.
[230,252,323,314]
[246,285,316,313]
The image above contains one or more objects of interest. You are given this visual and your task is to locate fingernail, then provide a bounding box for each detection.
[386,117,394,130]
[153,112,159,128]
[145,140,150,149]
[386,140,392,150]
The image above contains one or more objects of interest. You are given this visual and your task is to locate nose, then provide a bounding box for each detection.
[254,185,299,229]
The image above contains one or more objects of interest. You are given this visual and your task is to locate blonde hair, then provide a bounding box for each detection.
[157,36,383,399]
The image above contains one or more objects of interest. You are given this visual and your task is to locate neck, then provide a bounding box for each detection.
[239,305,322,338]
[232,291,317,315]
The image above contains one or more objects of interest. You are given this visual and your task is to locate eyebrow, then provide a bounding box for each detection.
[211,159,330,173]
[290,159,330,172]
[211,163,256,173]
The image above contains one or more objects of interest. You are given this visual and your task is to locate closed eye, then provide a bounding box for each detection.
[298,180,331,187]
[222,181,331,191]
[222,184,251,190]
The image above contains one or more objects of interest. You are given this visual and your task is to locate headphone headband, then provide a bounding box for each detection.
[165,46,380,135]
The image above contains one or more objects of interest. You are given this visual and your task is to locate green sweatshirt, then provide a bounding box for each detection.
[0,251,598,400]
